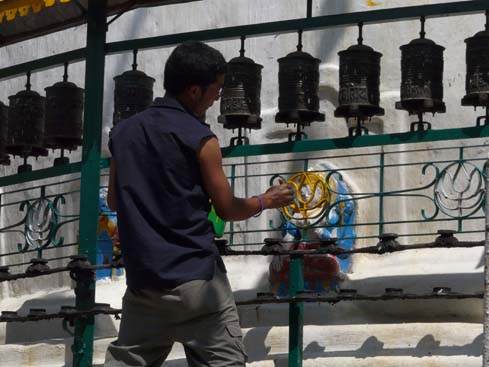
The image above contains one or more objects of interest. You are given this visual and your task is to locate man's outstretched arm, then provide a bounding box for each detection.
[198,137,293,222]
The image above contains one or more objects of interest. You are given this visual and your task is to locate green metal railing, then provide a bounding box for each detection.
[222,143,487,244]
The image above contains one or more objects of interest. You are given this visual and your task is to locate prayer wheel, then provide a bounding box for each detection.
[44,63,84,165]
[462,11,489,125]
[275,31,324,141]
[335,23,384,136]
[218,37,263,146]
[113,50,155,126]
[7,72,48,173]
[396,17,445,131]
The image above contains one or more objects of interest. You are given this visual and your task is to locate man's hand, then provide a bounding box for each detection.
[261,184,294,209]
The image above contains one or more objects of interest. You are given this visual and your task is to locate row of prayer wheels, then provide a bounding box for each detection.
[218,14,489,142]
[0,52,155,173]
[113,14,489,145]
[0,64,84,172]
[1,13,488,172]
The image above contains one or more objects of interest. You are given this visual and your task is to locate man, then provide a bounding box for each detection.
[104,41,293,367]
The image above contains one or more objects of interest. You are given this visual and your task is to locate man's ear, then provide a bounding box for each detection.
[187,85,202,101]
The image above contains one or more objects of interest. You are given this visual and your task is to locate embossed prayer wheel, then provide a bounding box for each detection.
[219,40,263,131]
[462,11,489,110]
[7,72,48,172]
[113,50,155,126]
[275,34,325,129]
[396,17,446,124]
[44,63,84,165]
[335,23,384,136]
[218,37,263,145]
[0,102,10,165]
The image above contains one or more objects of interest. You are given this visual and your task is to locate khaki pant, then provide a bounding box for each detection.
[105,266,247,367]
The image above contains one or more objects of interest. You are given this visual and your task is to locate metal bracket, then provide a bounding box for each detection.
[107,0,137,28]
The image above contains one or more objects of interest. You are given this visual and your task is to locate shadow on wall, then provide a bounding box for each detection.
[4,294,118,344]
[243,333,482,364]
[346,272,483,295]
[95,331,483,367]
[235,272,483,329]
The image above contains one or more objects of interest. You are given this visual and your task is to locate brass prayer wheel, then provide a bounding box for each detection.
[218,37,263,146]
[44,63,84,165]
[275,31,324,141]
[335,23,384,136]
[7,72,48,172]
[113,50,155,126]
[396,17,445,131]
[462,11,489,126]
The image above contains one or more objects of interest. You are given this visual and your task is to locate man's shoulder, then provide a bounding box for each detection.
[112,106,167,133]
[111,98,213,144]
[110,112,142,138]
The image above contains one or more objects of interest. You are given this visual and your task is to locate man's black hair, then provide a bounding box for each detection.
[164,41,227,95]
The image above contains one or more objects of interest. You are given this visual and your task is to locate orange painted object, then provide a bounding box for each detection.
[269,241,341,285]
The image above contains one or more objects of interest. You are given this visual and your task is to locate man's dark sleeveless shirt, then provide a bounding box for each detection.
[109,96,224,290]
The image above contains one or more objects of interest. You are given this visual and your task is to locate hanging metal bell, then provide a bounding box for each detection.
[0,102,10,165]
[113,50,155,126]
[218,37,263,145]
[335,23,384,136]
[44,63,84,165]
[396,17,445,131]
[275,33,325,137]
[7,72,48,172]
[462,11,489,115]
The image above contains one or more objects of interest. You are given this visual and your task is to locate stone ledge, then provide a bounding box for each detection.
[0,323,481,367]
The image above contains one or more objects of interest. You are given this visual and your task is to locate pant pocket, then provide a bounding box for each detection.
[225,324,248,363]
[225,323,242,338]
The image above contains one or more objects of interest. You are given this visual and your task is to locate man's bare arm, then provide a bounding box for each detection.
[198,137,292,221]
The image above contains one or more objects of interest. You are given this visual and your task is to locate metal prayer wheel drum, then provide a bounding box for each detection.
[7,86,47,159]
[0,103,10,165]
[395,36,446,115]
[335,43,384,120]
[462,18,489,108]
[44,80,84,151]
[218,55,263,130]
[275,50,325,125]
[113,68,155,126]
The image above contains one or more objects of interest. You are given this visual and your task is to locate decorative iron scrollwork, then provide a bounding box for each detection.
[0,186,78,257]
[434,161,485,219]
[269,157,485,233]
[18,187,66,253]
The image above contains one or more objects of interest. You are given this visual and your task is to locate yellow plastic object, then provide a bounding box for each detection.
[208,205,226,238]
[281,171,336,224]
[0,0,72,23]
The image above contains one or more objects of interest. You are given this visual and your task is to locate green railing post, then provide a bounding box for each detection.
[230,164,236,246]
[379,148,385,236]
[288,253,304,367]
[72,1,107,366]
[289,149,306,367]
[458,147,464,232]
